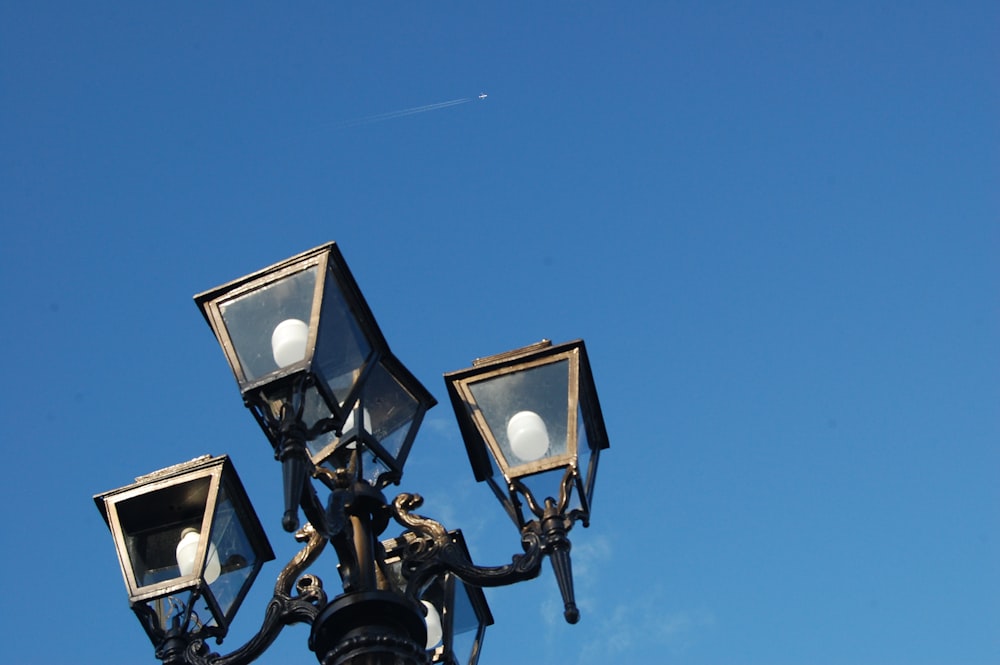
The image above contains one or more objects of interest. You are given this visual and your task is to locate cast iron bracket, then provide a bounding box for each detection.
[181,523,329,665]
[390,492,581,623]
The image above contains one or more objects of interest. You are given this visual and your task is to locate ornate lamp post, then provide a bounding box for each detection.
[95,242,610,665]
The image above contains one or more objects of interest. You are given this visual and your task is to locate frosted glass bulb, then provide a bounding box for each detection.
[506,410,550,462]
[422,600,443,649]
[271,318,309,368]
[175,529,221,584]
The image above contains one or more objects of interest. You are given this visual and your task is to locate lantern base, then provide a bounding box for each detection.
[310,591,428,665]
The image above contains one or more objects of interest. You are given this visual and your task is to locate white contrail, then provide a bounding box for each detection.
[336,97,475,128]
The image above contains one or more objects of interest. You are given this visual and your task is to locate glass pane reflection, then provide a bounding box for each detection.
[220,267,318,382]
[315,269,373,404]
[207,485,257,620]
[468,360,570,468]
[149,590,196,633]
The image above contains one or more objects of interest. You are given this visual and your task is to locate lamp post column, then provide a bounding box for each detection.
[309,477,429,665]
[156,631,191,665]
[310,590,429,665]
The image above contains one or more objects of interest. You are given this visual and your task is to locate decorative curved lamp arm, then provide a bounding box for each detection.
[390,493,545,597]
[392,491,584,624]
[184,524,329,665]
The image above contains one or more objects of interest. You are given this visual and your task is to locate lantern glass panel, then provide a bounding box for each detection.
[314,268,374,407]
[519,466,574,509]
[145,590,197,635]
[467,359,570,471]
[360,455,391,487]
[204,483,259,620]
[219,266,318,383]
[439,572,489,665]
[117,476,212,588]
[450,576,480,639]
[577,404,598,509]
[305,430,336,466]
[361,360,421,457]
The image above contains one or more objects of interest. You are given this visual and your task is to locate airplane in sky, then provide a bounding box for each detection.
[478,93,487,100]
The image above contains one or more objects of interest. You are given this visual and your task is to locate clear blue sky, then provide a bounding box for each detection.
[1,3,997,664]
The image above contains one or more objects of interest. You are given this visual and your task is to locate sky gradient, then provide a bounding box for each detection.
[1,3,997,664]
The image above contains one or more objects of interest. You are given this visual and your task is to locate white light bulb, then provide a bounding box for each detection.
[506,410,550,462]
[422,600,443,649]
[271,318,309,368]
[175,529,221,584]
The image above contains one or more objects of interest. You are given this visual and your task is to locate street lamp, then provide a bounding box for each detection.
[443,339,609,623]
[95,242,610,665]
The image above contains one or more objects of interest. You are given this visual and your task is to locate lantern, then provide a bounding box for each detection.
[444,340,609,529]
[94,456,273,647]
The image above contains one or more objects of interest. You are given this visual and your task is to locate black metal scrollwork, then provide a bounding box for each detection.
[183,523,329,665]
[392,489,583,624]
[390,493,544,598]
